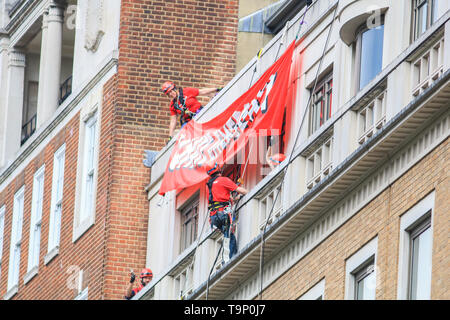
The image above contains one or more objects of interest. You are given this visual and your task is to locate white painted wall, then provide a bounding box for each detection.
[72,0,121,91]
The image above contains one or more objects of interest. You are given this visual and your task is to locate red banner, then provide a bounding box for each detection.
[159,40,296,195]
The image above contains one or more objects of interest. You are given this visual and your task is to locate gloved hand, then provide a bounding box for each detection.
[185,109,194,116]
[216,87,222,92]
[236,178,244,186]
[130,272,136,283]
[166,136,172,144]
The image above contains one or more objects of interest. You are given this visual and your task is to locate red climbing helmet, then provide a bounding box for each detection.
[162,81,176,95]
[206,162,221,176]
[140,268,153,279]
[268,153,286,166]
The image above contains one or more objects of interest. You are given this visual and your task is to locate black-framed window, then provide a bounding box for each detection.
[413,0,440,40]
[309,72,333,135]
[353,258,376,300]
[408,215,432,300]
[179,197,199,253]
[355,22,385,91]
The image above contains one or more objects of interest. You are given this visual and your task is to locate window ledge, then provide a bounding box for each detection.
[23,266,39,285]
[44,246,60,265]
[4,285,18,300]
[72,217,95,243]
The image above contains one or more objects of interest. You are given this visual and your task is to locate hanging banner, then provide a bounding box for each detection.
[159,40,296,195]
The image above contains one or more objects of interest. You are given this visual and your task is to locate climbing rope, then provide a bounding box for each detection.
[257,1,338,299]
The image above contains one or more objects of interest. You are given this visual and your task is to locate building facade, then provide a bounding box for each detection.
[0,0,238,299]
[141,0,449,300]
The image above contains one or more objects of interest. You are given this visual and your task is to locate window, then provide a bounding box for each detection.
[8,186,25,292]
[345,237,378,300]
[413,0,441,40]
[355,23,384,90]
[309,73,333,135]
[47,144,65,258]
[0,206,5,277]
[353,259,376,300]
[179,198,199,253]
[80,113,98,224]
[408,217,432,300]
[27,166,45,274]
[299,278,325,300]
[397,192,434,300]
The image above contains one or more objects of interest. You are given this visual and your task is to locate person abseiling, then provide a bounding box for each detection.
[266,136,286,170]
[124,268,153,300]
[161,81,221,142]
[206,163,248,262]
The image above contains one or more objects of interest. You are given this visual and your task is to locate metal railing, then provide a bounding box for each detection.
[59,76,72,105]
[21,114,36,146]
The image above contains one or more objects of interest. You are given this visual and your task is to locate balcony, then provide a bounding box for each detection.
[20,114,36,146]
[411,35,445,97]
[357,89,387,145]
[59,75,72,105]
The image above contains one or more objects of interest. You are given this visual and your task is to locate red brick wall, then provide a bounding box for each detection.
[102,0,239,299]
[0,114,109,299]
[0,0,238,300]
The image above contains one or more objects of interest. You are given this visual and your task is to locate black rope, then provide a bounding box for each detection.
[258,2,338,299]
[206,240,224,300]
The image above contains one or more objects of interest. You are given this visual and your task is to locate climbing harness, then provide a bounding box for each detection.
[257,0,338,299]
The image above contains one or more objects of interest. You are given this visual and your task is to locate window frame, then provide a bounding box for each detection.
[73,107,100,243]
[298,278,326,300]
[7,186,25,293]
[46,144,66,263]
[80,115,98,223]
[26,165,45,278]
[309,72,333,135]
[345,237,378,300]
[412,0,439,41]
[179,195,199,254]
[0,205,5,276]
[407,214,432,300]
[354,19,385,92]
[353,258,376,300]
[397,191,434,300]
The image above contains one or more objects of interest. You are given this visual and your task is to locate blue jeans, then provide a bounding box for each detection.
[210,207,237,259]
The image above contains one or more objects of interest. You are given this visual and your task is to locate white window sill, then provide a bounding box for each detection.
[72,217,95,243]
[23,266,39,285]
[4,285,18,300]
[44,246,60,265]
[74,287,89,300]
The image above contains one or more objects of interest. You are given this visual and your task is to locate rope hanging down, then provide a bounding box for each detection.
[258,2,338,299]
[204,55,260,300]
[205,30,287,299]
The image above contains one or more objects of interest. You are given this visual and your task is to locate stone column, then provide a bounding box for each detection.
[39,1,65,127]
[0,36,10,167]
[1,49,26,164]
[36,9,49,128]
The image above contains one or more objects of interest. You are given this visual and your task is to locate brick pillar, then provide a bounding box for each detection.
[101,0,239,299]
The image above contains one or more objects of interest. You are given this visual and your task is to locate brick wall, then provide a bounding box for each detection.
[261,137,449,300]
[0,114,110,299]
[102,0,239,299]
